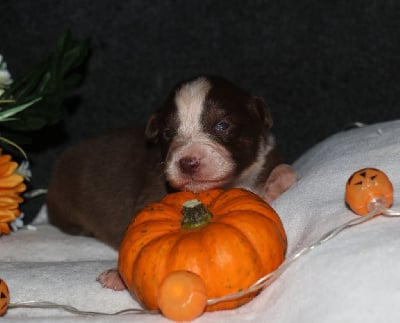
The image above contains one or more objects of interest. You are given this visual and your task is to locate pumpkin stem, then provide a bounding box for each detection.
[181,199,213,230]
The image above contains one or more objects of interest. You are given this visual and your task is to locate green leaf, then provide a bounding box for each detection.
[0,97,41,122]
[0,136,27,159]
[0,29,90,133]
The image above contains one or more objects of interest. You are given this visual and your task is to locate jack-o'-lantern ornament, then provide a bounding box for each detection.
[0,278,10,316]
[345,168,393,215]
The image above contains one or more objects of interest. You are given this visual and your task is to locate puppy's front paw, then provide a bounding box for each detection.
[96,268,126,291]
[262,164,297,202]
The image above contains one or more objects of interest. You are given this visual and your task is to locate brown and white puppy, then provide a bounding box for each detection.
[47,75,296,252]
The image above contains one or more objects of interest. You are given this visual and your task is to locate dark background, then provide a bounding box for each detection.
[1,1,400,219]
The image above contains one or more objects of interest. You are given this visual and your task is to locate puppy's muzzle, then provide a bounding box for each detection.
[164,138,235,192]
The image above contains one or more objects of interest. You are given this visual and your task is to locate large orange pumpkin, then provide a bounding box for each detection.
[118,188,287,312]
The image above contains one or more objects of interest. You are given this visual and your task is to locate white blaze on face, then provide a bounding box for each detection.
[164,77,235,192]
[175,77,210,138]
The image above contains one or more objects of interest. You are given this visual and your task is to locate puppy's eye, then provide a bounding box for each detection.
[163,128,175,141]
[215,121,230,132]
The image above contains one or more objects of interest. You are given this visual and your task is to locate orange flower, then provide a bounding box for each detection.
[0,150,26,235]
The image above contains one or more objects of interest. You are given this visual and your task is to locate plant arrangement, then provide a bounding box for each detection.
[0,31,89,235]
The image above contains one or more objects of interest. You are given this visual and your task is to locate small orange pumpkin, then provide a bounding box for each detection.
[0,278,10,316]
[345,168,393,215]
[118,188,287,312]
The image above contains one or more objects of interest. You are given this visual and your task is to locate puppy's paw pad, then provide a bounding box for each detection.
[96,268,126,291]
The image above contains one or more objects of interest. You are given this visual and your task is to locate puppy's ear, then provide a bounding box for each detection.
[250,96,273,128]
[145,113,159,143]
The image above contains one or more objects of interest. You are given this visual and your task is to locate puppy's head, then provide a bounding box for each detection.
[145,75,273,193]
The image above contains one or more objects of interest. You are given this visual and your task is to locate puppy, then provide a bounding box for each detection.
[47,75,296,252]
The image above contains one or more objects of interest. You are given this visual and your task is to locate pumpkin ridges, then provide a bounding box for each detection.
[160,191,200,208]
[208,188,252,209]
[129,220,265,312]
[201,223,264,311]
[210,191,286,240]
[193,189,226,208]
[217,211,287,271]
[165,229,213,286]
[118,220,180,291]
[132,228,213,309]
[130,202,182,227]
[166,222,264,311]
[132,231,183,309]
[130,189,224,227]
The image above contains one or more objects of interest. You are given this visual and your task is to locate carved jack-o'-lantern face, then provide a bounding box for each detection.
[345,168,393,215]
[0,278,9,316]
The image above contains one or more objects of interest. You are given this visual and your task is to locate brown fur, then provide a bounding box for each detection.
[47,76,296,251]
[47,126,167,249]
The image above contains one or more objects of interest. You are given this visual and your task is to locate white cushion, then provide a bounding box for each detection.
[2,119,400,322]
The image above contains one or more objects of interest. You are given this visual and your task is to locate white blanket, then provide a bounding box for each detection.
[2,119,400,322]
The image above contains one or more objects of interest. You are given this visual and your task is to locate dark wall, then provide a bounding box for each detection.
[1,1,400,217]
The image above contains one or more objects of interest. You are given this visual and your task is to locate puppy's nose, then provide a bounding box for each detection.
[179,157,200,175]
